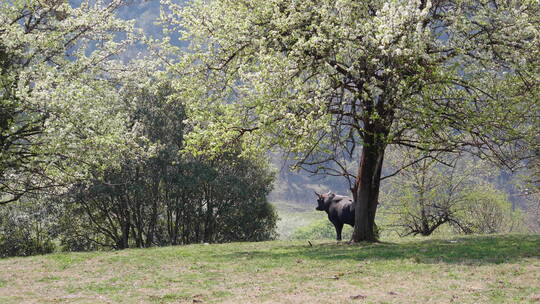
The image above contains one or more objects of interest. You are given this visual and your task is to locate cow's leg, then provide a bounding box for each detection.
[334,222,344,241]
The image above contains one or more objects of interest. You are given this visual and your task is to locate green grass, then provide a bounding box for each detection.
[0,234,539,303]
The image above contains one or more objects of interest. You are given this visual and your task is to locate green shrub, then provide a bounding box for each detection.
[452,184,525,234]
[0,200,56,257]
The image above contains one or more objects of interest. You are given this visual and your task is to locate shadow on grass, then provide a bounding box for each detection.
[216,234,540,265]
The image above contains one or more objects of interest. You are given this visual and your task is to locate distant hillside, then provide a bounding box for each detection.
[268,156,352,238]
[268,155,351,206]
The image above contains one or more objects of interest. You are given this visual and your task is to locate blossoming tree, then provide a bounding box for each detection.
[0,0,149,204]
[165,0,540,241]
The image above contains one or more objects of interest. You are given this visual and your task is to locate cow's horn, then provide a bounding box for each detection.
[314,191,320,197]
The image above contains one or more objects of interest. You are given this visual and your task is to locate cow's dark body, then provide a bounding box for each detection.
[315,193,355,241]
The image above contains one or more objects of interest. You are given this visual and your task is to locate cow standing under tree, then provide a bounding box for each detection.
[315,192,355,241]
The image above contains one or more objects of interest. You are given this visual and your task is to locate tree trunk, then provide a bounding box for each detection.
[352,131,386,242]
[145,178,160,247]
[204,199,214,243]
[120,220,130,249]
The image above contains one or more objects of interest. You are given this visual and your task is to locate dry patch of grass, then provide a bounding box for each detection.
[0,234,539,303]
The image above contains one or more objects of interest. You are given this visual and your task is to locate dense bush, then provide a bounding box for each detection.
[451,185,525,234]
[56,83,278,250]
[0,199,56,257]
[59,152,278,250]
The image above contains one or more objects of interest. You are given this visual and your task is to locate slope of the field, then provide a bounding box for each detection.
[273,200,322,239]
[1,235,539,303]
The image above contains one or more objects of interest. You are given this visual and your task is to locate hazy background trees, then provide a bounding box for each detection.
[378,150,524,236]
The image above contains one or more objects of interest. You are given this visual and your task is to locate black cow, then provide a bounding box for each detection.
[315,191,355,241]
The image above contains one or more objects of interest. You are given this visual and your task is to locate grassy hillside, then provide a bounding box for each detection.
[1,235,539,303]
[272,200,322,239]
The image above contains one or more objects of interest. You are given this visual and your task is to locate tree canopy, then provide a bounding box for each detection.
[167,0,540,241]
[0,0,150,204]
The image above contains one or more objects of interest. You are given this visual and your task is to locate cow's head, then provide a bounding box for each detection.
[315,191,335,211]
